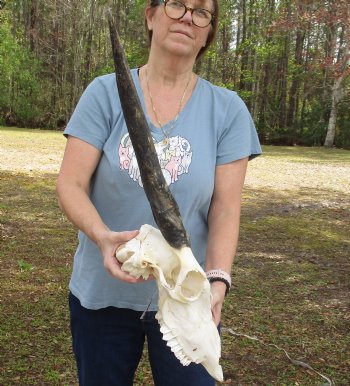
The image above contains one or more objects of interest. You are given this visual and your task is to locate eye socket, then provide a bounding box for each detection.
[180,271,206,299]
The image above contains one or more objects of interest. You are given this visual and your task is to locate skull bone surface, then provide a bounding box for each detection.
[115,224,223,382]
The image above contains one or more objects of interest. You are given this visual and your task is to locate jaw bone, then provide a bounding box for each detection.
[116,224,223,382]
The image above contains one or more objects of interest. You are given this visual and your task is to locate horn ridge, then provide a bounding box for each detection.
[108,12,190,249]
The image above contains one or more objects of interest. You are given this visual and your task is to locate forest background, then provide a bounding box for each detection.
[0,0,349,148]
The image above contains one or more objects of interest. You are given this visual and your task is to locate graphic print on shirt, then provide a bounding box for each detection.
[118,133,193,188]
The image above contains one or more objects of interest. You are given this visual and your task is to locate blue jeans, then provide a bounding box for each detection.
[69,292,216,386]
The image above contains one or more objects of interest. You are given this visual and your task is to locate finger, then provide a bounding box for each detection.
[109,265,139,283]
[104,257,139,283]
[118,229,139,242]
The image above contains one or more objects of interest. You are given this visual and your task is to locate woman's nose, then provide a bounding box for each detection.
[180,9,193,23]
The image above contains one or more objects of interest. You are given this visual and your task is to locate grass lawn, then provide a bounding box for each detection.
[0,127,349,385]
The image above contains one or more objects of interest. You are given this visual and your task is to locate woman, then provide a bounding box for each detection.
[57,1,261,385]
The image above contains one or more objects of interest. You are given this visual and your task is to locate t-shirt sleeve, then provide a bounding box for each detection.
[64,78,112,150]
[216,93,262,165]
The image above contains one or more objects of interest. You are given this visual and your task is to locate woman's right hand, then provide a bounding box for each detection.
[96,229,142,283]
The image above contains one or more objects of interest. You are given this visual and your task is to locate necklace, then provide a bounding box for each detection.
[145,66,192,145]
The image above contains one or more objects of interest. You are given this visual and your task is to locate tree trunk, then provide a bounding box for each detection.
[287,28,305,129]
[324,14,349,147]
[234,2,241,85]
[277,36,289,131]
[239,0,247,90]
[83,0,96,88]
[206,55,212,82]
[324,75,345,147]
[221,24,229,84]
[251,51,259,120]
[29,0,38,52]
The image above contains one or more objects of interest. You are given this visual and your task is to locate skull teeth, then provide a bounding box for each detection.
[157,313,193,366]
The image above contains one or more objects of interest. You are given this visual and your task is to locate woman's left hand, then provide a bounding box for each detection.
[210,281,227,326]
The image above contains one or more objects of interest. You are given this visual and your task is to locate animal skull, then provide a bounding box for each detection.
[115,224,223,382]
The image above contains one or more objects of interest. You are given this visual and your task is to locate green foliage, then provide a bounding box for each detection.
[0,0,349,148]
[126,40,149,68]
[335,101,350,149]
[18,259,34,272]
[0,12,45,127]
[92,62,115,78]
[299,103,330,147]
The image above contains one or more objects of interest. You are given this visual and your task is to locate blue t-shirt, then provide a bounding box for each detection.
[64,69,262,311]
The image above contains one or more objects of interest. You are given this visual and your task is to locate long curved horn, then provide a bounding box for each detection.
[108,13,190,249]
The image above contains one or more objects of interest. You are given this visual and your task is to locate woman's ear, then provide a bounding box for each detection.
[145,6,154,31]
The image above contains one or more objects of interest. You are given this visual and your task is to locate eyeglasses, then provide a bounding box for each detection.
[163,0,214,28]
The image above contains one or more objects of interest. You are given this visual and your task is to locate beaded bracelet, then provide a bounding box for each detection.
[206,269,232,296]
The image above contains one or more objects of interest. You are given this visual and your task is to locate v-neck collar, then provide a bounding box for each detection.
[131,68,201,135]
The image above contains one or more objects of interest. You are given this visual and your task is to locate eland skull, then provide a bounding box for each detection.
[116,224,223,382]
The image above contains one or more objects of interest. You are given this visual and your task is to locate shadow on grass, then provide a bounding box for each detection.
[1,171,349,385]
[221,186,349,385]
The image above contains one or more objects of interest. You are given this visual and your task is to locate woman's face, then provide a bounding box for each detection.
[146,1,214,60]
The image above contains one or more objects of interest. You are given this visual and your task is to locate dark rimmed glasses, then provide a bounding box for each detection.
[163,0,214,28]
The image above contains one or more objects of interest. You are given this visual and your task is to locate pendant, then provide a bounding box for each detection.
[162,137,169,145]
